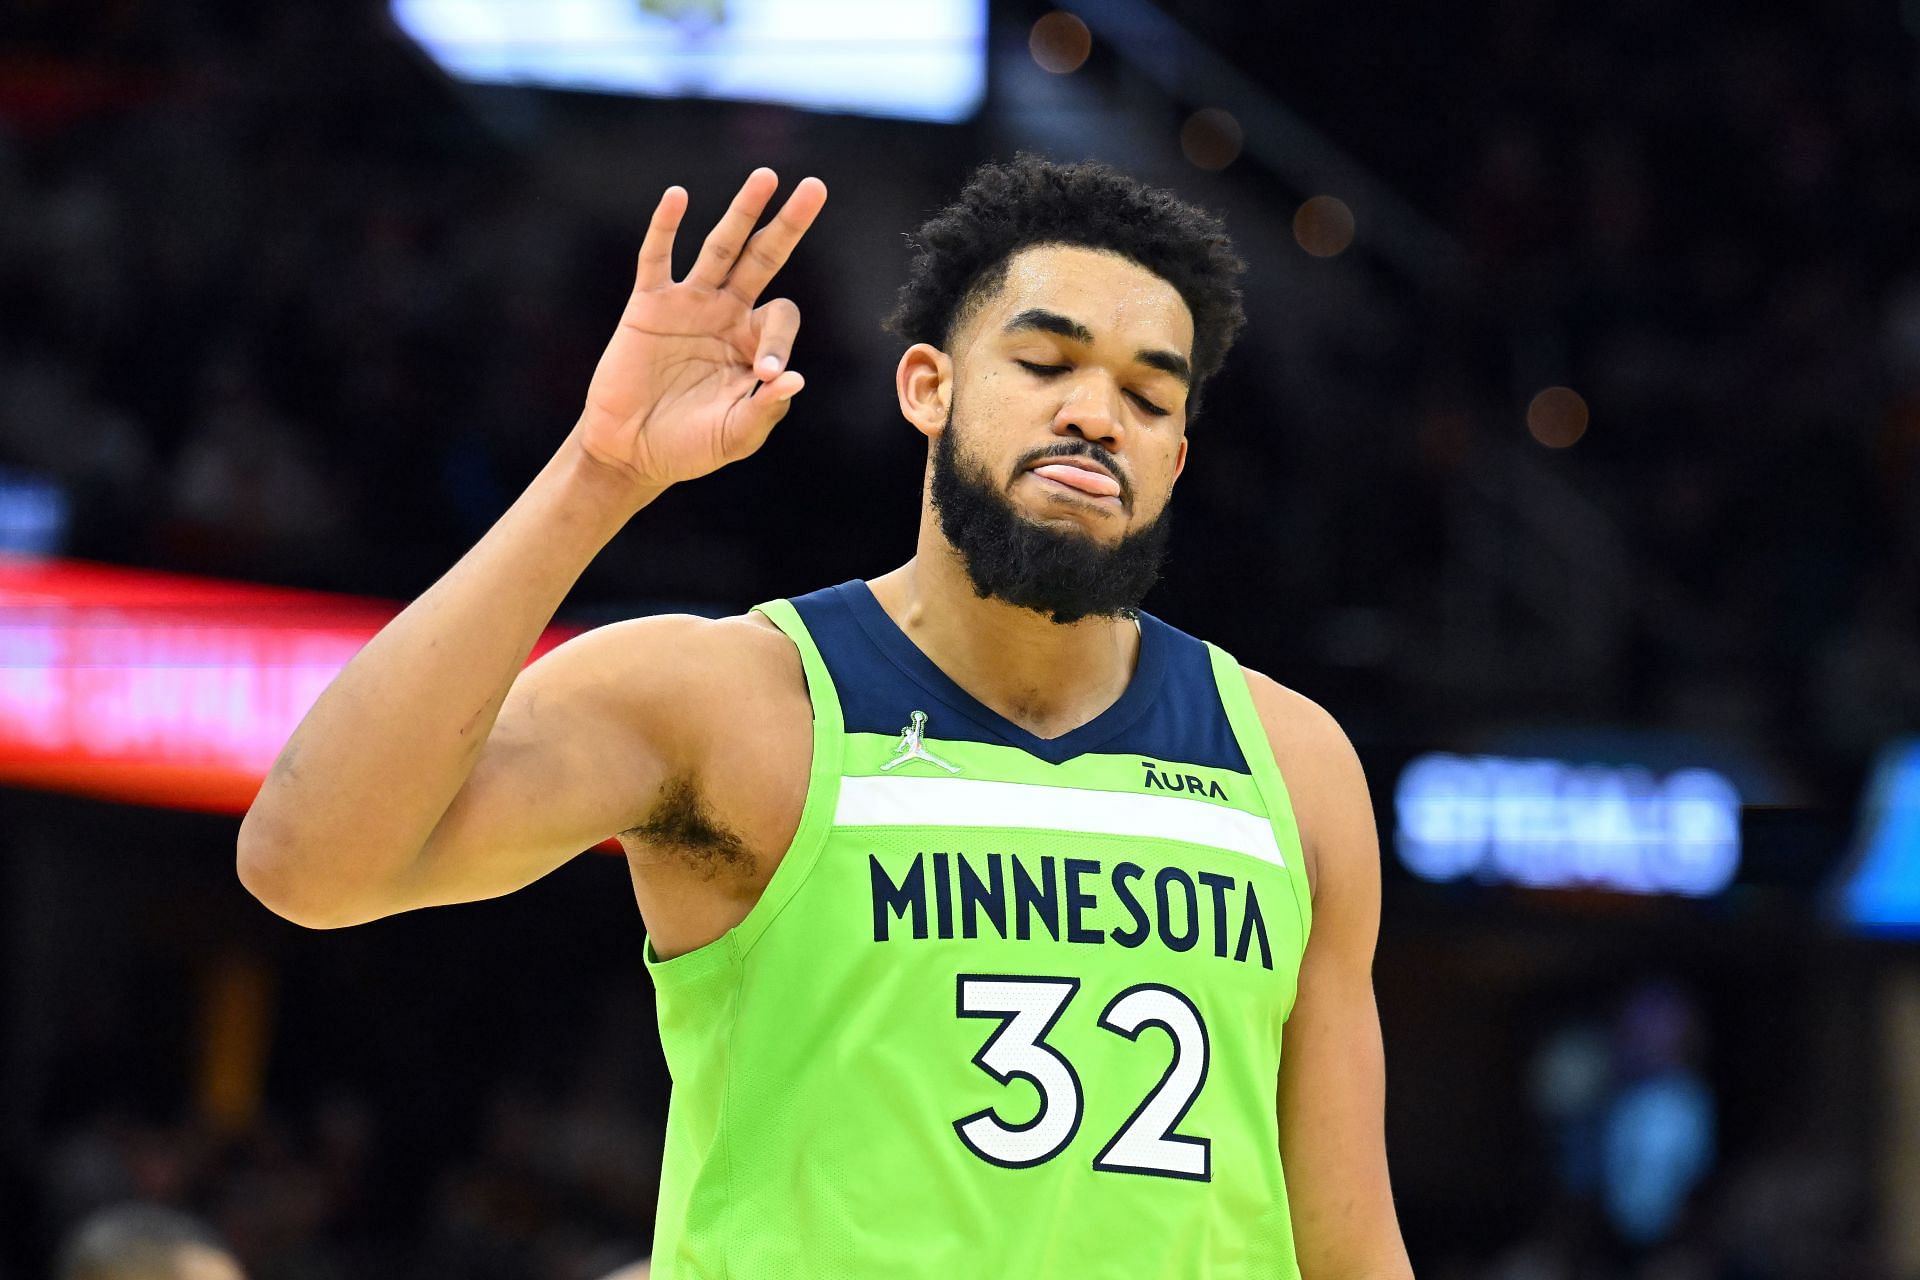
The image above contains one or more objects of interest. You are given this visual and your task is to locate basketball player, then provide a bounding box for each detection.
[239,156,1413,1277]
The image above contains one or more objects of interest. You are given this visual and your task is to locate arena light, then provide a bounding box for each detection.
[1527,386,1590,447]
[0,469,68,555]
[1180,108,1243,172]
[1393,752,1743,897]
[1833,740,1920,935]
[1292,195,1354,257]
[0,556,577,814]
[391,0,987,123]
[1029,11,1091,74]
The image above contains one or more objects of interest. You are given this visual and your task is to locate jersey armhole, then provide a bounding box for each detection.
[641,600,845,984]
[1205,643,1314,957]
[726,598,846,957]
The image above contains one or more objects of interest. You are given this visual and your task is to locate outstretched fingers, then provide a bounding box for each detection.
[722,176,828,304]
[686,168,780,290]
[634,186,688,290]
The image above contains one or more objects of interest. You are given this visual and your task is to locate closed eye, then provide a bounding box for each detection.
[1017,360,1170,417]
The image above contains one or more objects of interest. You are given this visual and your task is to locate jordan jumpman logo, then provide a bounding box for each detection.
[881,710,961,774]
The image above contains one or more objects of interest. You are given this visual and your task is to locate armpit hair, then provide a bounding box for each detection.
[618,775,753,879]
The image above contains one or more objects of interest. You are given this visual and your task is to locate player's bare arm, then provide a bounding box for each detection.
[1252,671,1416,1279]
[237,169,827,931]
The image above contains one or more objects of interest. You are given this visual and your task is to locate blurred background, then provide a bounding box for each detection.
[2,0,1918,1275]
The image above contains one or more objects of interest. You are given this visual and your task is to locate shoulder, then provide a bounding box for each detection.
[557,611,813,856]
[519,609,810,774]
[1237,667,1376,904]
[532,610,804,707]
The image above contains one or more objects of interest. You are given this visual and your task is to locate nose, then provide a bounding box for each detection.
[1051,375,1124,450]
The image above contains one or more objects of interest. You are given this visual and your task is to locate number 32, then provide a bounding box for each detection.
[953,974,1211,1181]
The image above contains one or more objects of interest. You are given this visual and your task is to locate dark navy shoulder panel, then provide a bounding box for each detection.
[782,581,1247,773]
[1126,613,1250,774]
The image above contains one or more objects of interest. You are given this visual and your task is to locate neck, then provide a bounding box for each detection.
[865,525,1142,741]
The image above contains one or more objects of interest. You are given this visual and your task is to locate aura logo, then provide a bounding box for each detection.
[1141,760,1229,801]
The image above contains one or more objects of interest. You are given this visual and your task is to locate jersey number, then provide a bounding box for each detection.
[953,974,1212,1181]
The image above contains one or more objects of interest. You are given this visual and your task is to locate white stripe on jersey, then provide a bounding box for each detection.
[833,774,1286,869]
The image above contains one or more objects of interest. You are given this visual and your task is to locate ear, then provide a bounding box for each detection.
[896,343,953,442]
[1171,433,1189,485]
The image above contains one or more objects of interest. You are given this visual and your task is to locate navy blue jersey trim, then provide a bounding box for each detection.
[784,580,1247,772]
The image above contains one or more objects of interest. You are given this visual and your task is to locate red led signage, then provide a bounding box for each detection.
[0,556,579,813]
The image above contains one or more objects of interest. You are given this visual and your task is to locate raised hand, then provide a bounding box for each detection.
[575,169,828,493]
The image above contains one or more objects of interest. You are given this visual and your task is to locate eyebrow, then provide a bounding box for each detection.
[1003,307,1192,387]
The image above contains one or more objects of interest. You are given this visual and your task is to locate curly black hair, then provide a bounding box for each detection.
[886,154,1246,418]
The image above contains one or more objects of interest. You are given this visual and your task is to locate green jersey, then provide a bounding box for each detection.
[644,580,1312,1277]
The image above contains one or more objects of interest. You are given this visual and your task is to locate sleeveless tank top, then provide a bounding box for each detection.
[642,580,1312,1278]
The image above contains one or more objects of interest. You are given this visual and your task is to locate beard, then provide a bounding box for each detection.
[928,409,1173,625]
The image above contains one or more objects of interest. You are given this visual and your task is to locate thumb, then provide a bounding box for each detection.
[723,369,805,460]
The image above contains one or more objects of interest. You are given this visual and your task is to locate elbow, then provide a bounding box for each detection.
[235,815,380,931]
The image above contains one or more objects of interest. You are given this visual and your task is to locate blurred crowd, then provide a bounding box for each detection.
[1461,983,1877,1280]
[1,5,626,600]
[24,966,665,1280]
[36,1087,658,1280]
[1431,0,1920,768]
[1179,0,1920,770]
